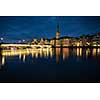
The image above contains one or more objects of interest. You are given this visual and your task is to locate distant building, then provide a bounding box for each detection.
[50,24,73,47]
[30,25,100,47]
[56,24,60,39]
[40,38,45,45]
[44,39,50,45]
[56,24,61,47]
[71,38,79,46]
[60,37,71,47]
[91,34,100,46]
[32,38,38,45]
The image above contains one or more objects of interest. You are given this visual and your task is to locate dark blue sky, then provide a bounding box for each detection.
[0,16,100,42]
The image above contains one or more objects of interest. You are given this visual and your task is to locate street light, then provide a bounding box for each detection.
[18,40,21,43]
[0,37,4,43]
[0,37,3,41]
[22,40,25,42]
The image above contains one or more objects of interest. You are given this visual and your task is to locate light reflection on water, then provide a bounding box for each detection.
[0,48,100,66]
[0,48,53,66]
[1,48,100,82]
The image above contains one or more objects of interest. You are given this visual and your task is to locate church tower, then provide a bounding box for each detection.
[56,24,60,39]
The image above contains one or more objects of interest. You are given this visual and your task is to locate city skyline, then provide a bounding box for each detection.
[1,16,100,42]
[1,16,100,83]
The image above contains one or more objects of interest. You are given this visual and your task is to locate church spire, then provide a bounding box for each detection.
[57,24,60,33]
[56,23,60,39]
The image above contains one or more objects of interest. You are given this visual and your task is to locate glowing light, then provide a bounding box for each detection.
[1,48,52,64]
[80,48,82,56]
[23,55,26,62]
[97,48,100,55]
[56,48,61,63]
[50,48,53,58]
[76,42,80,47]
[87,42,90,46]
[63,48,69,60]
[76,48,82,57]
[98,44,100,46]
[86,48,90,57]
[19,54,22,59]
[18,40,21,43]
[93,48,96,56]
[1,44,52,48]
[93,44,97,46]
[0,37,3,41]
[22,40,25,42]
[2,56,5,65]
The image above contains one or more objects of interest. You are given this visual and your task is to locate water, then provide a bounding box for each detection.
[0,48,100,83]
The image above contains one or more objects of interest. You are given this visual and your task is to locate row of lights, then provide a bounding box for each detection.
[18,39,25,43]
[0,37,26,43]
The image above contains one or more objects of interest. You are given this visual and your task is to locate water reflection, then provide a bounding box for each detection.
[0,48,100,66]
[62,48,69,60]
[0,48,53,66]
[76,48,82,57]
[56,48,61,63]
[93,48,97,56]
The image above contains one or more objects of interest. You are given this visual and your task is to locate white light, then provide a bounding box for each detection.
[22,40,25,42]
[18,40,21,43]
[0,37,3,40]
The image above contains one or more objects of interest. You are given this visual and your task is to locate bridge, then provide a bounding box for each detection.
[0,43,52,49]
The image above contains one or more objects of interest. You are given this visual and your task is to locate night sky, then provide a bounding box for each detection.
[0,16,100,43]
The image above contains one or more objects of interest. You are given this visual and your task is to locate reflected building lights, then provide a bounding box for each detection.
[56,48,61,63]
[76,48,79,56]
[19,54,22,59]
[80,48,82,56]
[62,48,69,60]
[2,56,5,65]
[86,48,90,57]
[44,51,47,58]
[97,48,100,55]
[35,53,38,58]
[1,48,100,64]
[40,49,43,57]
[23,54,26,62]
[32,53,34,58]
[93,48,96,56]
[50,48,53,58]
[46,48,49,57]
[76,48,82,57]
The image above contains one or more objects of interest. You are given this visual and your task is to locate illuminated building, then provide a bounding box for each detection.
[60,37,71,47]
[56,24,60,39]
[44,39,50,45]
[56,48,61,63]
[56,24,61,47]
[32,38,38,45]
[62,48,69,60]
[91,34,100,46]
[40,38,45,45]
[1,24,100,48]
[50,39,55,46]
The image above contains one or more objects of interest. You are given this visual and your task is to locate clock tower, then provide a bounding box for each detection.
[56,24,60,39]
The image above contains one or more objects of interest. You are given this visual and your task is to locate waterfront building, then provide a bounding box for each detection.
[56,24,61,47]
[56,24,60,39]
[91,33,100,46]
[60,37,71,47]
[44,39,50,45]
[32,38,38,45]
[79,36,89,46]
[40,38,45,45]
[71,38,78,46]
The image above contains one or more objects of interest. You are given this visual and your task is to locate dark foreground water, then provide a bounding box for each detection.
[0,48,100,83]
